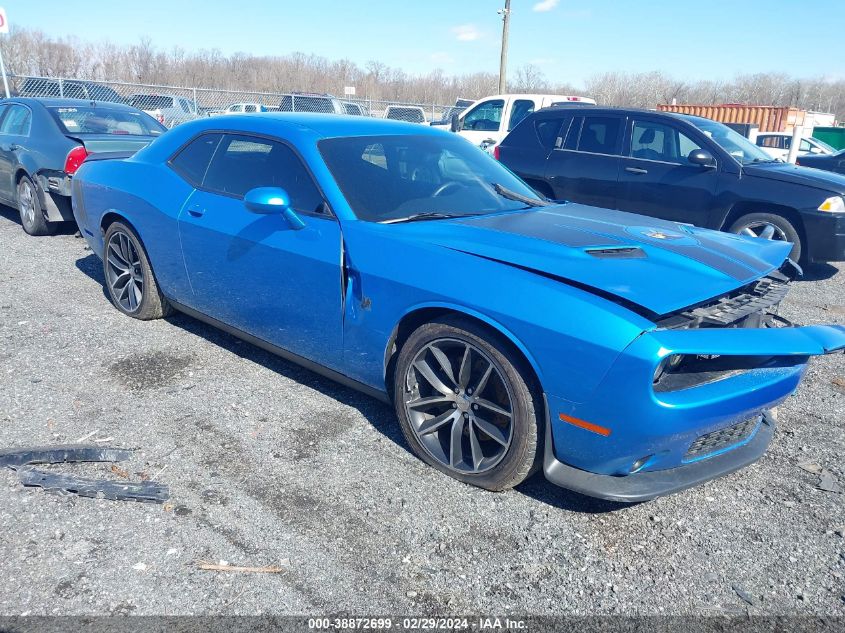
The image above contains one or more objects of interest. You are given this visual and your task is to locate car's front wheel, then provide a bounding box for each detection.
[393,316,541,491]
[103,221,173,320]
[18,176,55,236]
[728,212,802,262]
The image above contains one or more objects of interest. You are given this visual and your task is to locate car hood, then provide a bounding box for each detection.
[743,161,845,192]
[406,204,792,316]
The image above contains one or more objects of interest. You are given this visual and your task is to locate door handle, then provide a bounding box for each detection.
[625,166,649,175]
[187,205,205,217]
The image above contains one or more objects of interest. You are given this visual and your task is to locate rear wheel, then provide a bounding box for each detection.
[393,316,541,491]
[103,221,173,320]
[18,176,55,236]
[728,212,802,262]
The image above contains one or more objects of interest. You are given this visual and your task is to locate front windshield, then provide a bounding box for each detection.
[810,137,836,153]
[318,134,543,222]
[686,117,773,165]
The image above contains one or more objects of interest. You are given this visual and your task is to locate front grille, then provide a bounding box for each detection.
[684,416,761,460]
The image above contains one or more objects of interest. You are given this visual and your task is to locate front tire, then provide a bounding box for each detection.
[393,316,541,491]
[728,212,802,262]
[103,221,173,320]
[18,176,55,236]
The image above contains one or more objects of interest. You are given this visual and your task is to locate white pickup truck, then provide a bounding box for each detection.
[450,93,596,151]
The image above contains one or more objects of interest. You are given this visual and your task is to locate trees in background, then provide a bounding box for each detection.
[2,27,843,118]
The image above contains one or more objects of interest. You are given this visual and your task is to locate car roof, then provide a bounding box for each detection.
[0,97,135,110]
[193,112,444,139]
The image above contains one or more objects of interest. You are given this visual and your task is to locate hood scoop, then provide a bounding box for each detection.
[585,246,646,259]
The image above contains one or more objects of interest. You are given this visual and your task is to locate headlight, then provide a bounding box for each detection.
[818,196,845,213]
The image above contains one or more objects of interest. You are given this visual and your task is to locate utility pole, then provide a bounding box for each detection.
[497,0,511,95]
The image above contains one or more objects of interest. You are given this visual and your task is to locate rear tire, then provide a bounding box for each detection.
[393,316,542,491]
[18,176,55,236]
[728,212,802,262]
[103,221,173,320]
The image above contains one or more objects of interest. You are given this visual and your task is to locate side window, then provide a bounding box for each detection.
[169,133,223,186]
[65,84,86,99]
[179,100,191,113]
[535,117,567,149]
[577,116,622,155]
[0,106,32,136]
[204,134,325,214]
[462,99,504,132]
[0,105,10,129]
[798,139,812,152]
[507,99,535,132]
[244,105,256,113]
[279,95,293,111]
[630,120,702,164]
[757,136,782,149]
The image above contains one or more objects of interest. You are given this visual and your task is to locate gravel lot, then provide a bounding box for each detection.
[0,204,843,617]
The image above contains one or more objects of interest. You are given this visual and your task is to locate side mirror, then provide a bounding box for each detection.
[688,149,716,168]
[450,112,461,133]
[243,187,306,230]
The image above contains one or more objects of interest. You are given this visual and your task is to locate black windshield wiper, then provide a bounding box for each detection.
[491,183,554,207]
[380,212,465,224]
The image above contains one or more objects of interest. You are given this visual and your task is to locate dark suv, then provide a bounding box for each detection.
[497,106,845,263]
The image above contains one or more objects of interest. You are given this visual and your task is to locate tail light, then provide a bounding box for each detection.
[157,113,165,124]
[493,145,501,161]
[64,145,89,175]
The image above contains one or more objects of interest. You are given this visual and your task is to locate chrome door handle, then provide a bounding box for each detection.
[625,166,648,175]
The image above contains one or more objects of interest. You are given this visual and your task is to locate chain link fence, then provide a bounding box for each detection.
[7,75,456,126]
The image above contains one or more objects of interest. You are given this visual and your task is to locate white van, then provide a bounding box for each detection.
[451,93,596,151]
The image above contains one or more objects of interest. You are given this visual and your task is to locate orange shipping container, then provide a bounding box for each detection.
[656,104,807,133]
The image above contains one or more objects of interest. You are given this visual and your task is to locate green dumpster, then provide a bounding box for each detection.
[812,127,845,151]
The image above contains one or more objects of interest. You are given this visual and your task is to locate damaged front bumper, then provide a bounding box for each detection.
[543,323,845,502]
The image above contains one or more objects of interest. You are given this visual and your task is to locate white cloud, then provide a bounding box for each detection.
[452,24,481,42]
[533,0,560,12]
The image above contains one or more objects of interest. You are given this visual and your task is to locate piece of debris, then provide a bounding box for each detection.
[732,584,755,606]
[17,467,170,503]
[832,377,845,392]
[76,430,100,443]
[195,560,286,574]
[0,444,132,468]
[110,464,130,479]
[2,444,169,503]
[818,470,843,494]
[132,562,148,571]
[798,461,823,475]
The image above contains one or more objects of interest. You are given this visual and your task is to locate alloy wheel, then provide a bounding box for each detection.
[18,180,37,228]
[105,231,144,312]
[735,221,787,243]
[403,338,514,474]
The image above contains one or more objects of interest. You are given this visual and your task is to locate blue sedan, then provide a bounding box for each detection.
[71,114,845,501]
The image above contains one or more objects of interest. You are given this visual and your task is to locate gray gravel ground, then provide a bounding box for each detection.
[0,205,843,617]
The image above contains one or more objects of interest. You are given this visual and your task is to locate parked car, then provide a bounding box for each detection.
[212,103,270,115]
[430,98,474,128]
[18,78,124,104]
[342,101,367,116]
[126,94,199,127]
[756,132,836,161]
[497,106,845,263]
[451,93,596,152]
[278,92,345,114]
[384,105,426,124]
[71,114,845,502]
[796,148,845,175]
[0,97,165,235]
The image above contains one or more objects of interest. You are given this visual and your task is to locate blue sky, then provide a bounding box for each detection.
[5,0,844,85]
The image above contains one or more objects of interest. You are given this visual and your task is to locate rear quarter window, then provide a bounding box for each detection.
[169,133,223,186]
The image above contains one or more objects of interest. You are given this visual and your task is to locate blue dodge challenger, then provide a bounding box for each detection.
[71,114,845,502]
